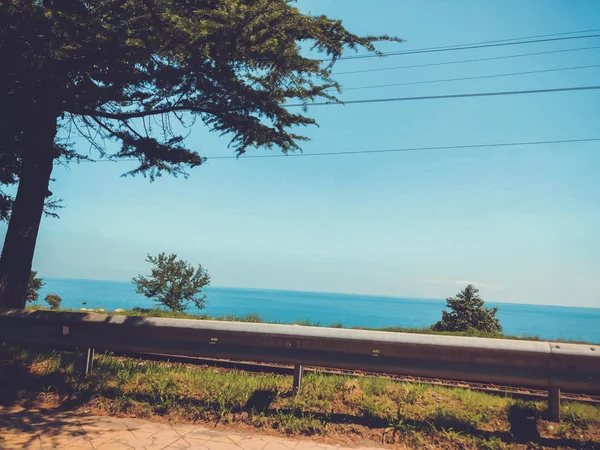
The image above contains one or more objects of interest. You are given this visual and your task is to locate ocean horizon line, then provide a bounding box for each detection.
[40,276,600,311]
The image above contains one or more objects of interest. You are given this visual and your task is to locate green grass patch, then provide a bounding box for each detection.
[0,344,598,449]
[25,305,596,344]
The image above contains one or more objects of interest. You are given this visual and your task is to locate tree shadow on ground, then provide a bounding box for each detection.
[508,402,541,444]
[0,406,164,448]
[0,344,91,407]
[244,390,277,413]
[0,407,102,448]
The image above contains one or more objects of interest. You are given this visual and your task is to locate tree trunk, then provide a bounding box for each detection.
[0,112,58,309]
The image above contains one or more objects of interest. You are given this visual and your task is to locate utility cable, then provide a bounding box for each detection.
[287,85,600,107]
[341,64,600,91]
[207,138,600,159]
[331,33,600,62]
[333,45,600,76]
[86,138,600,162]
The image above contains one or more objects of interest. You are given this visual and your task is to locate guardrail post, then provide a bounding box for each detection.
[548,387,560,422]
[292,364,303,395]
[85,348,95,375]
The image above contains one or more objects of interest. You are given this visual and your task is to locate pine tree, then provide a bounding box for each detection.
[432,284,502,333]
[26,271,44,304]
[0,0,398,308]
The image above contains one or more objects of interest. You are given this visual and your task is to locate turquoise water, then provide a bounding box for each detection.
[38,278,600,343]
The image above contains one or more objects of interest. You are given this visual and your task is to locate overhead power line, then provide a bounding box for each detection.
[341,64,600,91]
[87,138,599,162]
[333,33,600,61]
[333,45,600,76]
[287,85,600,107]
[359,27,600,55]
[331,28,600,63]
[207,138,600,159]
[410,28,600,48]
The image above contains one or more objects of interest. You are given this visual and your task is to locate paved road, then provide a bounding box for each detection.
[0,407,388,449]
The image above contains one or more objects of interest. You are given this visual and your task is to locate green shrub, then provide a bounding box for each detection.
[132,253,210,312]
[44,293,62,310]
[432,284,501,333]
[27,271,44,303]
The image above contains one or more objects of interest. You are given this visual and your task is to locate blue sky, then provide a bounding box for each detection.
[3,0,600,307]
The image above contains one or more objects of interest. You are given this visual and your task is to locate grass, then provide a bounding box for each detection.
[26,305,595,344]
[0,344,598,449]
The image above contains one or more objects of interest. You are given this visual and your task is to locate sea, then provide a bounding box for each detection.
[38,278,600,344]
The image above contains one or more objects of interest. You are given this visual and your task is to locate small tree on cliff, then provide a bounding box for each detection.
[132,253,211,312]
[45,293,62,310]
[27,270,44,304]
[0,0,399,309]
[432,284,502,333]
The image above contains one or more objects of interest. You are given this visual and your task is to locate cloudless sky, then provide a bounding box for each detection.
[3,0,600,307]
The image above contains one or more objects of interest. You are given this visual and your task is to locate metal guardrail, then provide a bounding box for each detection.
[0,310,599,421]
